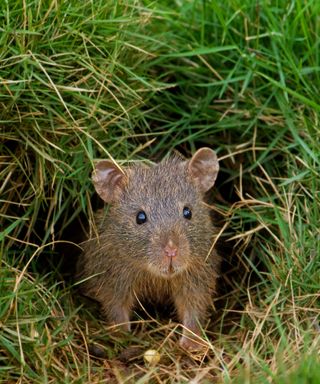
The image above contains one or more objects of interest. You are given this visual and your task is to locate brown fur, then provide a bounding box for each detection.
[77,148,220,349]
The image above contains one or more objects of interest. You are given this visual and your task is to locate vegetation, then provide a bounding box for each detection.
[1,0,319,382]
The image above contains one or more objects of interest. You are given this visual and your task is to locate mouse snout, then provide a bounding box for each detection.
[148,227,191,276]
[164,239,178,258]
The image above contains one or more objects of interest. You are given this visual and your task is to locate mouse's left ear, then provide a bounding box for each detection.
[188,148,219,193]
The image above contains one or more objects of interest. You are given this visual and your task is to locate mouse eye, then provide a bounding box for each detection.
[136,210,147,224]
[183,206,192,220]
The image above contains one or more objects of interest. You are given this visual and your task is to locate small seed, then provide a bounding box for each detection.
[143,349,161,366]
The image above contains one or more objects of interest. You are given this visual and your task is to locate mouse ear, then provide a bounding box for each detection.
[188,148,219,193]
[92,160,126,202]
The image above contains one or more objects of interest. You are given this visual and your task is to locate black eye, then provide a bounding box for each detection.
[183,206,192,220]
[136,210,147,224]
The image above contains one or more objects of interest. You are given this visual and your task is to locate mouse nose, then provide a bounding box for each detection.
[164,240,178,258]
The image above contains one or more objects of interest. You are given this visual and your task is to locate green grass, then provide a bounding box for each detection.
[1,0,319,382]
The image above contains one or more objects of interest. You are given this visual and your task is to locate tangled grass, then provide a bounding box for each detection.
[1,0,319,382]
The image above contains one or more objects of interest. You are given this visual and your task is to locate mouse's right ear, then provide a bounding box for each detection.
[188,148,219,193]
[92,160,126,203]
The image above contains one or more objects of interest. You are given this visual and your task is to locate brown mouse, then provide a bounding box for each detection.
[77,148,220,349]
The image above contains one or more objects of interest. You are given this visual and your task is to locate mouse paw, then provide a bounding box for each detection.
[179,335,206,351]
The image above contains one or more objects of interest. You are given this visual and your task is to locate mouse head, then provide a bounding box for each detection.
[92,148,219,276]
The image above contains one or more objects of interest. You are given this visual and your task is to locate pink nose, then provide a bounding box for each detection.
[164,240,178,258]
